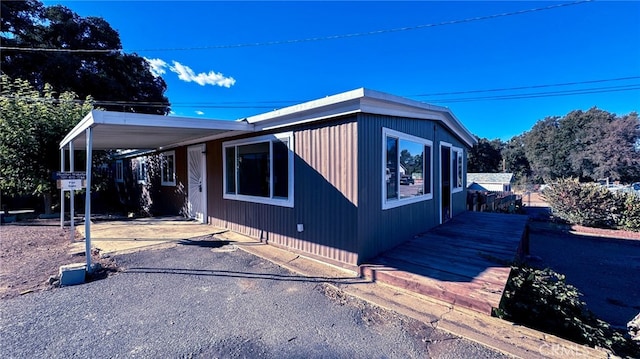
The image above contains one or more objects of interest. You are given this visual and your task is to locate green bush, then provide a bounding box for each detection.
[496,265,638,357]
[543,178,640,231]
[616,192,640,231]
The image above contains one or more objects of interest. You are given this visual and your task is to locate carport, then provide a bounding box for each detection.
[58,110,254,271]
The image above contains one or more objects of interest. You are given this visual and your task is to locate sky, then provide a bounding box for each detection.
[42,0,640,140]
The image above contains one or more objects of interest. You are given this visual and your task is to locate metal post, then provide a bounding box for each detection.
[69,141,75,243]
[84,128,93,272]
[60,148,65,228]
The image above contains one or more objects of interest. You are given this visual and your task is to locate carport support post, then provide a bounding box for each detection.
[60,148,65,228]
[84,127,93,273]
[69,141,75,243]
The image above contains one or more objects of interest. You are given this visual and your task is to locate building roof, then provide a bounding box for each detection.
[60,88,477,151]
[467,173,514,185]
[247,88,477,148]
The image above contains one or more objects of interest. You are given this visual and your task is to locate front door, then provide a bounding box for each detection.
[187,144,207,223]
[440,144,451,223]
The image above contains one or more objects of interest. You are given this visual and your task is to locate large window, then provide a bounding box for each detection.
[223,132,294,207]
[160,151,176,186]
[452,147,464,193]
[135,157,147,184]
[382,128,433,209]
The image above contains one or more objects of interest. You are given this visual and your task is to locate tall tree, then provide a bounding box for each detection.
[0,75,94,213]
[522,108,639,183]
[501,135,531,185]
[467,137,504,173]
[1,1,169,114]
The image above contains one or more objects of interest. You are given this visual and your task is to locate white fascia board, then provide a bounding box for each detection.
[59,110,96,149]
[246,88,366,124]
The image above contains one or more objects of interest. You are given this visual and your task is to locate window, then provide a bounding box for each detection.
[115,160,124,183]
[223,132,294,207]
[452,147,464,193]
[136,157,147,184]
[382,128,433,209]
[160,151,176,186]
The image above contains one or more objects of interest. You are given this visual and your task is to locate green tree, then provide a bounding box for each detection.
[523,108,639,183]
[1,1,169,114]
[501,135,531,185]
[0,75,94,213]
[468,137,504,173]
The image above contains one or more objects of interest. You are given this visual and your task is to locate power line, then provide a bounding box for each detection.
[426,84,640,103]
[411,76,640,97]
[0,0,592,53]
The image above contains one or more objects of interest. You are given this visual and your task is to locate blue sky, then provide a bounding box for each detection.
[44,1,639,140]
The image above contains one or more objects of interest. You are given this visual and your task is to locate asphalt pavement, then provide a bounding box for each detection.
[1,241,509,358]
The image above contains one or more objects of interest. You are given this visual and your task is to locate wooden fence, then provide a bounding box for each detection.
[467,191,522,213]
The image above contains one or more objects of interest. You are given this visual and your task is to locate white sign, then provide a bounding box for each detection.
[57,179,86,190]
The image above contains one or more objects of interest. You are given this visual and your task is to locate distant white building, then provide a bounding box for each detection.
[467,173,514,192]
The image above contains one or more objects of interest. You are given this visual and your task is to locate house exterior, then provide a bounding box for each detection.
[467,173,514,193]
[61,88,477,269]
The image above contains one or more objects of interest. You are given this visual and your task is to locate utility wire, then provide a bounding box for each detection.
[0,0,591,53]
[2,82,638,108]
[412,76,640,97]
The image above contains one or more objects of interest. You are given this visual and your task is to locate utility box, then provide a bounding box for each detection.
[59,263,86,286]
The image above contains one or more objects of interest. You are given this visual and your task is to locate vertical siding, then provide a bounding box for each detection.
[207,117,359,266]
[155,146,188,216]
[356,113,469,263]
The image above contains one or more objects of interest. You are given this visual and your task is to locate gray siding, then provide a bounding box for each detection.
[207,117,359,266]
[356,113,468,263]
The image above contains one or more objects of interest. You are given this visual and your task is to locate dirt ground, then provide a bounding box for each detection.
[0,220,116,299]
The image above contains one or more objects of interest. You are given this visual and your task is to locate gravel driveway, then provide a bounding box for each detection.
[1,241,508,358]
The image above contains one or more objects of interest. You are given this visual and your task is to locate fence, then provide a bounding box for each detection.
[467,191,522,213]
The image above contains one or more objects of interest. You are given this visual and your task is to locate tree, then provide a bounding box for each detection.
[1,1,169,114]
[0,75,93,213]
[522,108,640,183]
[467,137,504,173]
[501,135,531,185]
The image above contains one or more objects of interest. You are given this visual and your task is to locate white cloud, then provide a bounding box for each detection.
[144,57,168,77]
[195,110,204,115]
[169,61,236,88]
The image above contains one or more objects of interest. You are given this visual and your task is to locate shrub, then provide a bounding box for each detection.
[496,265,638,357]
[615,192,640,231]
[543,178,640,231]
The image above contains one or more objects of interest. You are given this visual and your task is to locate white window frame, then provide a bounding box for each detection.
[222,132,294,208]
[115,160,124,183]
[382,128,433,210]
[452,146,464,193]
[160,151,176,186]
[136,157,147,184]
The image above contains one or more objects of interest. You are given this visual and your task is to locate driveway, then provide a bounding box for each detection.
[0,240,508,358]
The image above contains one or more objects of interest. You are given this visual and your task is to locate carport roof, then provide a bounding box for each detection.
[59,110,255,150]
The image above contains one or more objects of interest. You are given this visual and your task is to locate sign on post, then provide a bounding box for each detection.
[55,172,87,190]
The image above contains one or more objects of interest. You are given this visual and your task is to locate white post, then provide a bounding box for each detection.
[60,148,65,228]
[69,141,75,243]
[84,128,93,272]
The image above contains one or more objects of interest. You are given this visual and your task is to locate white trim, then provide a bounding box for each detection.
[160,150,176,186]
[135,157,147,184]
[222,132,294,208]
[452,146,464,194]
[382,128,433,210]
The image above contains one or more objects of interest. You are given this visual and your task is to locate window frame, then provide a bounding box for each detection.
[382,128,433,210]
[115,160,124,183]
[452,146,464,193]
[136,157,148,184]
[222,132,294,208]
[160,150,176,186]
